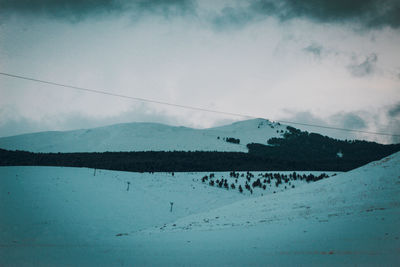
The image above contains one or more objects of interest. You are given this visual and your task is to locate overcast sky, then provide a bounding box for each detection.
[0,0,399,143]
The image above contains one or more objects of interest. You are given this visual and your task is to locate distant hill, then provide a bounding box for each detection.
[0,119,285,153]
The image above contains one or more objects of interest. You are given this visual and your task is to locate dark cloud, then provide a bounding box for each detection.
[347,53,378,77]
[211,6,254,31]
[330,112,367,129]
[252,0,400,29]
[385,120,400,143]
[388,102,400,117]
[381,103,400,143]
[210,0,400,31]
[303,43,323,57]
[2,0,399,30]
[0,0,195,22]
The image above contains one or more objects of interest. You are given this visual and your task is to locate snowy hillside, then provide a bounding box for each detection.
[159,152,400,233]
[1,152,399,265]
[0,118,285,152]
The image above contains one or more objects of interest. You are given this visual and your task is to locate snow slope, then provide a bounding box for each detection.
[0,118,285,152]
[159,153,400,233]
[0,153,399,266]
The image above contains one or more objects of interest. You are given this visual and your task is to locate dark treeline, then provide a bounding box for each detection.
[0,148,397,173]
[0,149,332,172]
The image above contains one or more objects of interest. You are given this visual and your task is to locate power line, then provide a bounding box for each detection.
[0,72,254,119]
[0,71,399,138]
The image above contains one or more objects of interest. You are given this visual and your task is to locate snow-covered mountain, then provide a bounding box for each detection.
[1,152,399,265]
[0,118,286,153]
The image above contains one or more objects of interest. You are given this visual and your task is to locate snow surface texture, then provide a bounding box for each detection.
[1,153,400,265]
[0,118,285,152]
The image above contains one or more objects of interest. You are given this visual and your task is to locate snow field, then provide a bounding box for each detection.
[0,152,399,265]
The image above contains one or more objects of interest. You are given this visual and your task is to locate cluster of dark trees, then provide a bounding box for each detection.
[247,126,400,170]
[0,126,398,172]
[257,171,330,184]
[201,171,331,194]
[203,175,238,191]
[225,137,240,144]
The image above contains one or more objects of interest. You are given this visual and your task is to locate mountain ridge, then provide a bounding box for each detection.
[0,118,286,153]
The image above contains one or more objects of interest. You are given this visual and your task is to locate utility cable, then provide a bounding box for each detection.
[1,71,399,137]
